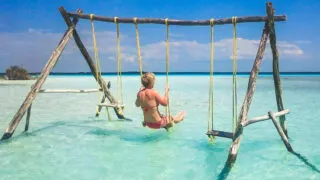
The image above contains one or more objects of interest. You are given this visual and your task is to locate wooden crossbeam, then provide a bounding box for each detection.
[207,130,233,139]
[38,89,102,93]
[68,13,286,26]
[241,109,290,127]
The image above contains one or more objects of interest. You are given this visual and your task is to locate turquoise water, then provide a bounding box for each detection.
[0,75,320,179]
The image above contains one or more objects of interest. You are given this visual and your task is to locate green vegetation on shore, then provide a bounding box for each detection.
[3,66,31,80]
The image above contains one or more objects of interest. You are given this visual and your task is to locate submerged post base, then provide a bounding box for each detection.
[1,132,12,140]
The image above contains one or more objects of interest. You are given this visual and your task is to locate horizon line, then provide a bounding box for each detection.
[2,71,320,75]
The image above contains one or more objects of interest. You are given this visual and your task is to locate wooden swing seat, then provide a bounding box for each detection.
[39,89,102,93]
[206,129,233,139]
[97,103,125,108]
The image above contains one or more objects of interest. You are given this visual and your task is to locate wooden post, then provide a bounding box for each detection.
[24,104,32,132]
[268,111,293,152]
[96,81,110,117]
[96,96,106,117]
[58,7,125,119]
[267,2,287,137]
[225,22,269,167]
[1,18,78,140]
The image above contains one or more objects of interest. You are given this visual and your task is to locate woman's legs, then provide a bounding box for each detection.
[161,111,186,130]
[172,111,186,124]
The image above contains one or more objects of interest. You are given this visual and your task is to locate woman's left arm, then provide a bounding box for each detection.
[135,92,141,107]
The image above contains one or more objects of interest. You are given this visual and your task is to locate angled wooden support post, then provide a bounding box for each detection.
[267,2,288,137]
[224,22,270,167]
[96,96,106,117]
[0,10,80,140]
[268,111,293,152]
[59,7,125,119]
[24,85,34,132]
[24,104,32,132]
[96,81,110,117]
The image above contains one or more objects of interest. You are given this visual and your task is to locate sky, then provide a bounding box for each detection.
[0,0,319,73]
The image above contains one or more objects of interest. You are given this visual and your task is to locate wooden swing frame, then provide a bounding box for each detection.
[1,1,290,172]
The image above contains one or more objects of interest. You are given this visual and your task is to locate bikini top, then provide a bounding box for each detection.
[139,88,157,112]
[141,105,157,112]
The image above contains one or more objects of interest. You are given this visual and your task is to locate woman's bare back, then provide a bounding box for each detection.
[138,89,162,123]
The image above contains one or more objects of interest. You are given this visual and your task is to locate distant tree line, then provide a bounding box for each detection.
[4,66,31,80]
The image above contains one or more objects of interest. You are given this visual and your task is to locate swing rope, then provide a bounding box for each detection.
[134,18,143,77]
[165,18,171,121]
[114,17,124,106]
[134,18,171,130]
[207,19,215,131]
[207,19,215,143]
[90,14,111,120]
[232,16,238,134]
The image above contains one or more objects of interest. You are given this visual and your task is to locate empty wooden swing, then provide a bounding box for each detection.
[89,14,125,120]
[204,2,292,168]
[205,14,291,149]
[1,1,291,172]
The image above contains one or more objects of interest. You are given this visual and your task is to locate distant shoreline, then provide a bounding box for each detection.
[2,72,320,75]
[1,72,320,78]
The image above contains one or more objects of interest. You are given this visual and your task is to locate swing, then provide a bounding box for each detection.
[90,15,125,120]
[206,17,238,141]
[134,18,174,131]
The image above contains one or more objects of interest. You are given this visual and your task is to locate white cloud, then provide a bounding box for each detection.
[76,30,135,62]
[134,38,305,62]
[0,28,306,72]
[0,29,63,71]
[276,41,304,56]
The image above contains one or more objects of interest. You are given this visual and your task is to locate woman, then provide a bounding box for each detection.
[135,72,186,129]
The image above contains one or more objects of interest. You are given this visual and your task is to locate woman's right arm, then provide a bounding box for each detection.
[154,90,169,106]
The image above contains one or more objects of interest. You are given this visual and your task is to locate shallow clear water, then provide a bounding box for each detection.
[0,75,319,180]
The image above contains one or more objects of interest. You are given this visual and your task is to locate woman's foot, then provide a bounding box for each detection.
[173,111,186,123]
